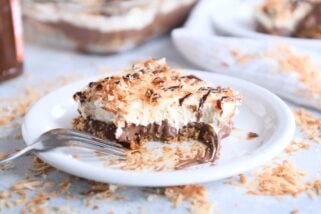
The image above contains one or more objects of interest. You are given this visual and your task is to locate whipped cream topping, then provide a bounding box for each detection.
[74,59,241,138]
[23,0,196,32]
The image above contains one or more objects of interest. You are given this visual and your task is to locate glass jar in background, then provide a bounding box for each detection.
[0,0,23,82]
[22,0,197,54]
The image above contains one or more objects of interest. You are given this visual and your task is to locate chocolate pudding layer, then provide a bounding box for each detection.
[72,117,232,162]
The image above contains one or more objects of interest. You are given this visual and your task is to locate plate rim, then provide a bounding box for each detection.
[211,0,321,48]
[22,70,295,187]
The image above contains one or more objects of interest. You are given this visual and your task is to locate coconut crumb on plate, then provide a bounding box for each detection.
[163,185,213,214]
[246,132,259,140]
[284,139,310,155]
[246,161,306,196]
[231,160,321,199]
[294,109,321,144]
[231,44,321,103]
[102,141,208,171]
[31,156,54,176]
[82,182,124,208]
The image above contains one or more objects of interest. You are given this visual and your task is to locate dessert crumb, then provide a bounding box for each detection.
[239,174,247,184]
[0,152,7,159]
[163,185,213,214]
[230,160,321,199]
[247,132,259,140]
[284,139,310,155]
[294,109,321,144]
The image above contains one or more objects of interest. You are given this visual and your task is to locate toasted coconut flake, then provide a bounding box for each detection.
[11,179,44,191]
[0,75,83,133]
[232,44,321,100]
[239,174,247,184]
[266,45,321,98]
[30,156,53,176]
[104,142,207,171]
[26,192,50,212]
[59,178,71,194]
[294,109,321,144]
[284,139,310,155]
[232,161,321,199]
[82,181,124,208]
[164,185,213,214]
[0,162,15,171]
[247,161,306,196]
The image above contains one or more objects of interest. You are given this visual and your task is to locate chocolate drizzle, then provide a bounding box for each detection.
[196,90,212,120]
[163,85,182,91]
[198,90,211,109]
[179,93,192,106]
[179,75,202,82]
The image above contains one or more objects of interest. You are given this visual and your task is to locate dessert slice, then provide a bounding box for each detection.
[254,0,313,36]
[295,3,321,39]
[72,59,241,162]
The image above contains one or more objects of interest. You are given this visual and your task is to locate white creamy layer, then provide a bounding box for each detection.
[78,94,238,138]
[23,0,196,32]
[254,3,312,32]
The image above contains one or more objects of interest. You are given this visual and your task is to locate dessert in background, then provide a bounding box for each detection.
[254,0,321,39]
[22,0,197,54]
[296,3,321,39]
[72,59,241,163]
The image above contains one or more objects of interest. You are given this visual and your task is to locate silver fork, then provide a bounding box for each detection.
[0,128,126,164]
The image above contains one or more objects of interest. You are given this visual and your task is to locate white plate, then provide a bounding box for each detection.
[22,70,295,187]
[212,0,321,50]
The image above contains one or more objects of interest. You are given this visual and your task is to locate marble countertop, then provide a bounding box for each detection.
[0,36,320,214]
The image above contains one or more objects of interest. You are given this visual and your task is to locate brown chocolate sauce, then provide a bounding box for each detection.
[179,75,202,82]
[163,85,182,91]
[247,132,259,140]
[196,90,211,121]
[179,93,192,106]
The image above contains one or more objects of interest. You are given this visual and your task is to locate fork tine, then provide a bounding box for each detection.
[56,134,124,152]
[48,129,123,148]
[77,144,126,157]
[61,135,126,157]
[40,128,127,158]
[68,132,123,148]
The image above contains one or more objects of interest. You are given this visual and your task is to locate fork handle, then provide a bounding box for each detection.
[0,146,34,164]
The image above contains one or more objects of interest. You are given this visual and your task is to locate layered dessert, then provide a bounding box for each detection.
[72,59,241,163]
[254,0,321,39]
[22,0,197,54]
[296,3,321,39]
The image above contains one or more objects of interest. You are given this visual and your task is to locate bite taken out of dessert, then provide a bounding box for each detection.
[254,0,321,39]
[72,59,242,165]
